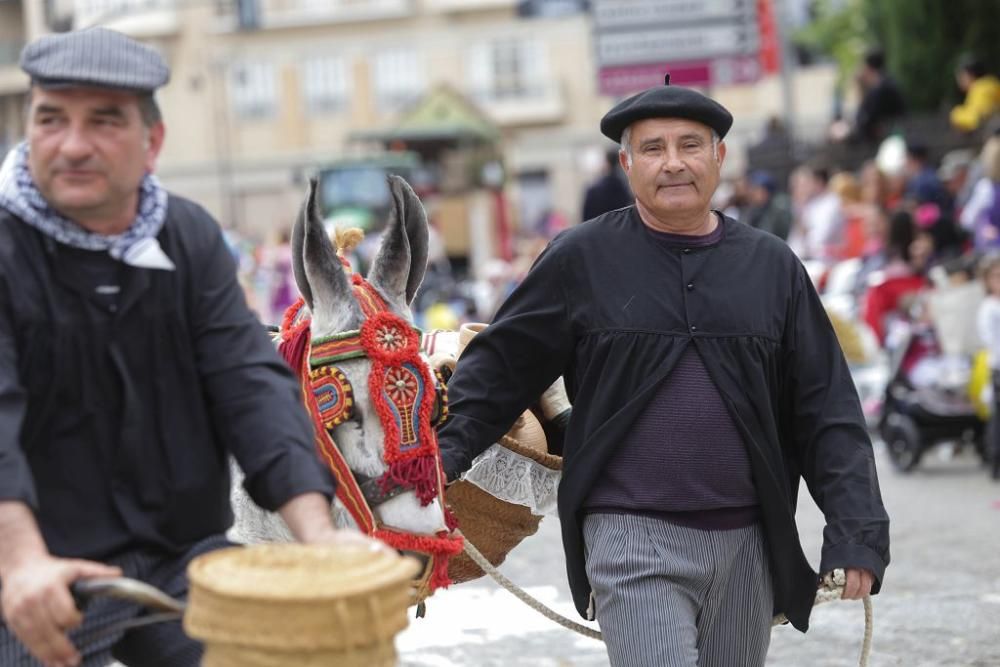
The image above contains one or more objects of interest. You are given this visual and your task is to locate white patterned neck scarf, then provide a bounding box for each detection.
[0,142,173,270]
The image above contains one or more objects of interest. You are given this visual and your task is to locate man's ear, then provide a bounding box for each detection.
[717,141,727,169]
[144,122,165,172]
[618,148,630,174]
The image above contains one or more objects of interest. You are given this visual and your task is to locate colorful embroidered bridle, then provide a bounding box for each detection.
[277,267,462,599]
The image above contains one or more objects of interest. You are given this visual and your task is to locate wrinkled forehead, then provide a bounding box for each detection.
[28,85,143,115]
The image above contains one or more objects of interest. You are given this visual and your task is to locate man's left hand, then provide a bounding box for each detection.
[841,568,875,600]
[305,527,394,553]
[277,493,393,553]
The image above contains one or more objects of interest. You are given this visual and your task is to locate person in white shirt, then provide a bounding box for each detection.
[976,251,1000,479]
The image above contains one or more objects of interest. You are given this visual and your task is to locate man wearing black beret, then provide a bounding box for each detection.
[0,27,376,667]
[438,76,889,665]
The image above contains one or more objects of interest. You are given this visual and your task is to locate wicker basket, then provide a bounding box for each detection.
[446,434,562,584]
[184,543,420,667]
[434,322,566,584]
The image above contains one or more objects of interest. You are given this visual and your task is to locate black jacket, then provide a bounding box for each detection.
[582,172,632,223]
[438,208,890,631]
[855,77,906,144]
[0,196,333,560]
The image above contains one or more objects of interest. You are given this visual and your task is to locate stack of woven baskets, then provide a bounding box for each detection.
[184,543,419,666]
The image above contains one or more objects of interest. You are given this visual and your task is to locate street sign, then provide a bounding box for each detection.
[591,0,762,94]
[599,56,759,96]
[597,22,758,67]
[593,0,750,30]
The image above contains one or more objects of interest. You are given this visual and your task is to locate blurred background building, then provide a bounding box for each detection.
[4,0,1000,483]
[1,0,839,259]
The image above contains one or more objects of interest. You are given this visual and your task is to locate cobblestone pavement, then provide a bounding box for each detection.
[397,444,1000,666]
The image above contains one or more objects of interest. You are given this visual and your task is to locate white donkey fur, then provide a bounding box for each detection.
[230,175,447,544]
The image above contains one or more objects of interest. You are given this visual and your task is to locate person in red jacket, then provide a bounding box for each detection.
[863,209,934,344]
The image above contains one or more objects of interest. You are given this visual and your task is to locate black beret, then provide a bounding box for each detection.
[600,74,733,143]
[20,27,170,94]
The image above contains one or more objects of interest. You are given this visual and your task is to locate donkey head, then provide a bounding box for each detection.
[292,175,447,536]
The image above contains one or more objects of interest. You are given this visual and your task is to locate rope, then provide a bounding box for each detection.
[463,536,873,665]
[460,536,603,640]
[772,569,873,666]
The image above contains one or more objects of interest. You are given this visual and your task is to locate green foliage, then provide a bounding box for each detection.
[793,0,870,93]
[797,0,1000,112]
[881,0,1000,111]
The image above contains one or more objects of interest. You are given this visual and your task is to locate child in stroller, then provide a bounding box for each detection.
[878,273,991,471]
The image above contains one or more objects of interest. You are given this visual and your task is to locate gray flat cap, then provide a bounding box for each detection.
[20,27,170,93]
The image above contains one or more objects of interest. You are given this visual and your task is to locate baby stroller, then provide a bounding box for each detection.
[878,288,990,471]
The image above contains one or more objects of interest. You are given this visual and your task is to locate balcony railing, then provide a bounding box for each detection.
[423,0,516,13]
[243,0,412,29]
[74,0,180,36]
[469,82,565,126]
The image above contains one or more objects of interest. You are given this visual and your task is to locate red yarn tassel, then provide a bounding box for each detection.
[379,456,440,506]
[375,529,464,593]
[428,551,453,590]
[278,326,310,376]
[444,506,459,532]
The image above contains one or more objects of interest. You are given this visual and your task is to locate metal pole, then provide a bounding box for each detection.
[210,58,237,230]
[774,0,797,145]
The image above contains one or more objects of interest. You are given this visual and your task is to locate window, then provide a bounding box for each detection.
[229,61,278,120]
[373,49,424,113]
[74,0,164,24]
[301,56,350,115]
[468,38,547,102]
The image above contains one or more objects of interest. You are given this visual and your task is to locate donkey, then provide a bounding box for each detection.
[231,174,571,604]
[231,175,453,548]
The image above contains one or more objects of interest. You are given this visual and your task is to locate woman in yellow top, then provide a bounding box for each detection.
[951,58,1000,133]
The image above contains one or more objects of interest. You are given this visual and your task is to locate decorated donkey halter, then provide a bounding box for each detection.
[278,265,462,596]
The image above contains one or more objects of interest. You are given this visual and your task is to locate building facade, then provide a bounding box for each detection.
[56,0,609,246]
[0,0,47,158]
[12,0,839,257]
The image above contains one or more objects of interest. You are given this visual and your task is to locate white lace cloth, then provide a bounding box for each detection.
[461,444,561,517]
[229,443,562,546]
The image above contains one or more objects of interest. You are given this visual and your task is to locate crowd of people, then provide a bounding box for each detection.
[718,52,1000,478]
[226,224,546,334]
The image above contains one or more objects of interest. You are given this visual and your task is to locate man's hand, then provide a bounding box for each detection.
[841,567,875,600]
[277,492,391,553]
[304,527,394,554]
[1,555,121,667]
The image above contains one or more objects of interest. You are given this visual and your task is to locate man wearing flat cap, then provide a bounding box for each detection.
[438,77,890,665]
[0,27,369,667]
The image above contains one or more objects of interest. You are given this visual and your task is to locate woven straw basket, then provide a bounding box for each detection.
[446,432,563,584]
[425,323,566,584]
[184,543,420,667]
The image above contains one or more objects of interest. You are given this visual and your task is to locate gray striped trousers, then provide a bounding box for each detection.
[583,513,773,667]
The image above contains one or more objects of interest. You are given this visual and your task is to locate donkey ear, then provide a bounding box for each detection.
[368,175,429,307]
[296,177,362,333]
[291,179,315,309]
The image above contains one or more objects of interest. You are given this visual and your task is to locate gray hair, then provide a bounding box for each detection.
[619,126,721,166]
[137,93,162,127]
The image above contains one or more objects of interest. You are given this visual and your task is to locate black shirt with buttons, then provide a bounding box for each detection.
[0,198,334,561]
[439,206,889,629]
